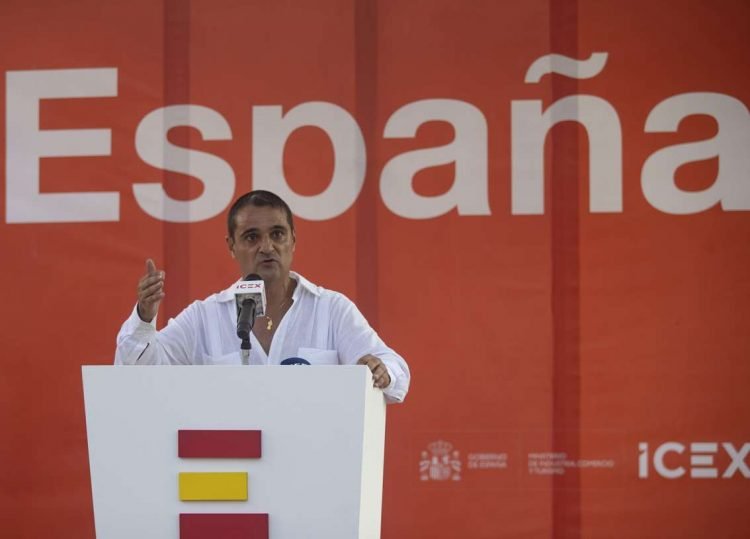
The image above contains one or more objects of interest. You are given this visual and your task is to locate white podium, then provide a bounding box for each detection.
[82,365,386,539]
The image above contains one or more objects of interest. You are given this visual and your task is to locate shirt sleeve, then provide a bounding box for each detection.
[329,293,410,404]
[114,303,198,365]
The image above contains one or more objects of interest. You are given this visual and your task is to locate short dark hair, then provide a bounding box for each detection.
[227,190,295,238]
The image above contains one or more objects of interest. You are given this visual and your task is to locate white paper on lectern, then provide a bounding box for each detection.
[82,365,386,539]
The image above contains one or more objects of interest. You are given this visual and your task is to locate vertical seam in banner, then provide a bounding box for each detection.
[163,0,191,320]
[550,0,582,537]
[354,0,379,327]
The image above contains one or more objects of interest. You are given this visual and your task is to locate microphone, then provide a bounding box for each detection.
[234,273,267,363]
[236,297,257,341]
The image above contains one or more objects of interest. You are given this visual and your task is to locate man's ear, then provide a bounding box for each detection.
[226,235,236,258]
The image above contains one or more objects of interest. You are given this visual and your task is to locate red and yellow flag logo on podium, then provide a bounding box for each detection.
[177,430,269,539]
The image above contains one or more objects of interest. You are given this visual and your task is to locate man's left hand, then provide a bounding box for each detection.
[357,355,391,389]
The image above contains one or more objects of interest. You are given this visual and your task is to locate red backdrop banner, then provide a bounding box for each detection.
[1,1,748,537]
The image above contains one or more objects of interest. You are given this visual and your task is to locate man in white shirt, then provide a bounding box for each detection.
[115,190,409,403]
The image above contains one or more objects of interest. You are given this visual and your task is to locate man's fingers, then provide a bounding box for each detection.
[357,355,378,368]
[140,280,164,299]
[143,260,165,284]
[147,291,166,303]
[138,275,165,299]
[357,355,391,388]
[139,273,164,288]
[373,365,390,388]
[137,260,164,323]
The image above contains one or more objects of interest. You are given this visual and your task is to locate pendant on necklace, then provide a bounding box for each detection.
[266,317,273,331]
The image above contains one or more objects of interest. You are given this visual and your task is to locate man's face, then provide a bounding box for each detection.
[226,205,295,282]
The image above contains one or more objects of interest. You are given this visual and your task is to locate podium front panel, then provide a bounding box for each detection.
[82,365,385,539]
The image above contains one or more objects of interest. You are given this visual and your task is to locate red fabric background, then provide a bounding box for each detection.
[0,1,748,537]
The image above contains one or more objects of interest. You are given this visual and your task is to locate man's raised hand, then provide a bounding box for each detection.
[137,259,165,322]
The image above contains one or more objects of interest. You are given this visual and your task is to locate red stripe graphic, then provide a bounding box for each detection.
[180,513,269,539]
[178,430,262,458]
[549,0,582,536]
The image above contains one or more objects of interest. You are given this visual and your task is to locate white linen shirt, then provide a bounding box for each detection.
[115,272,409,403]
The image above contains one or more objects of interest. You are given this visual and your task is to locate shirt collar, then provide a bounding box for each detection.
[216,271,319,303]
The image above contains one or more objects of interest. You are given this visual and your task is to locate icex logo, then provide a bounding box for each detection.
[638,442,750,479]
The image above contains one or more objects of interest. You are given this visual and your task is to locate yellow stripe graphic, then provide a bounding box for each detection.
[178,472,248,501]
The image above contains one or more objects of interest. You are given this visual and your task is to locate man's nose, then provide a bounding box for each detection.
[259,234,274,252]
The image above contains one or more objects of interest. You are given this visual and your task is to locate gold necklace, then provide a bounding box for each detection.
[265,296,291,331]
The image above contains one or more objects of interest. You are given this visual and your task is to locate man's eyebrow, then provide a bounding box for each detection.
[239,224,287,235]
